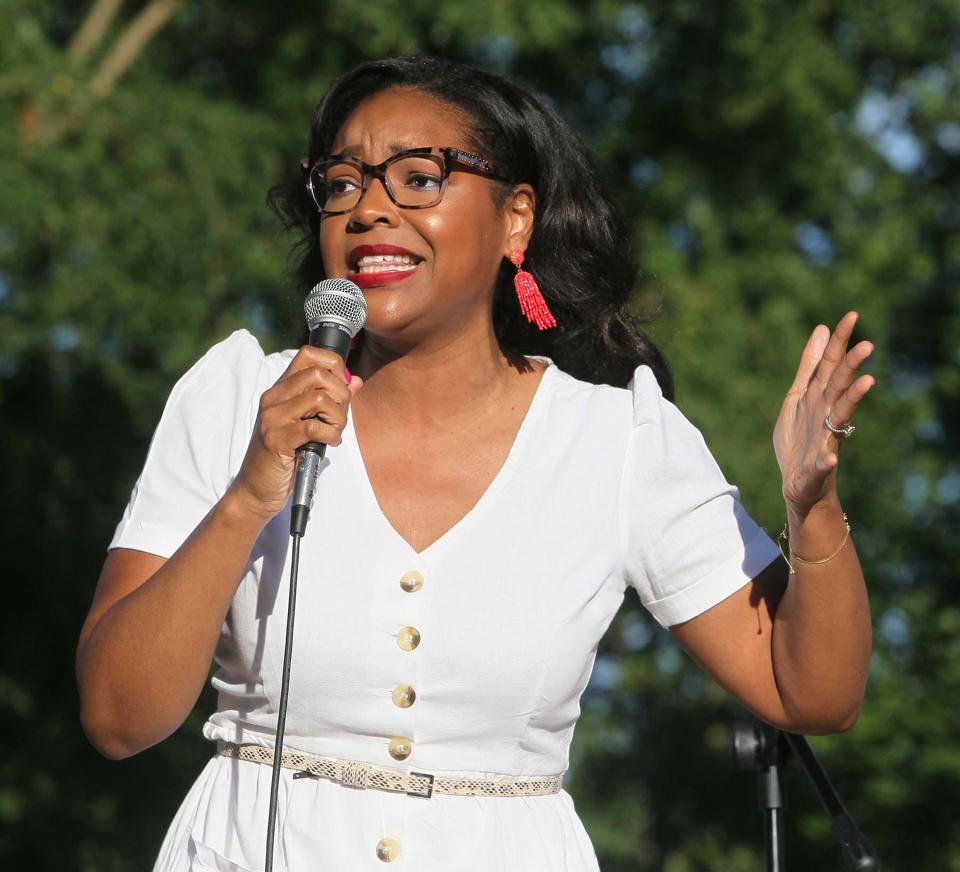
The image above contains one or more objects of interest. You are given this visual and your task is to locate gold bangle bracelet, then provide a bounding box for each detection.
[777,513,851,575]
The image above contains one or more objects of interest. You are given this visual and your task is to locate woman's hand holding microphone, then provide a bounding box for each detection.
[228,347,363,526]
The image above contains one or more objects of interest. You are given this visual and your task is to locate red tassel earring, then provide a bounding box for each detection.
[509,249,556,330]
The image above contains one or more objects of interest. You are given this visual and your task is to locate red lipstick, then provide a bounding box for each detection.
[348,244,424,288]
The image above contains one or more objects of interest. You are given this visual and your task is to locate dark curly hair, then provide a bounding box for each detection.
[270,56,673,397]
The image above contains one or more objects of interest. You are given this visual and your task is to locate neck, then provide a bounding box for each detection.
[352,322,532,432]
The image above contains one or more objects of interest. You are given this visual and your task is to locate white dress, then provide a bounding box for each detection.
[109,330,780,871]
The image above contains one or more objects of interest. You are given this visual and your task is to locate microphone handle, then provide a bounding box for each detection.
[289,320,353,537]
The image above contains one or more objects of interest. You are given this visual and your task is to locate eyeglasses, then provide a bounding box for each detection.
[300,146,507,216]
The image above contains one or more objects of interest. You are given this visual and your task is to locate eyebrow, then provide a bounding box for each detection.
[336,142,419,158]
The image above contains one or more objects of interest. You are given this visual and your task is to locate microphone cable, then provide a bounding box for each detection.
[265,531,301,872]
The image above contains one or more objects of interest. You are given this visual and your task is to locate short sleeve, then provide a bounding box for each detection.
[619,365,781,628]
[108,330,266,558]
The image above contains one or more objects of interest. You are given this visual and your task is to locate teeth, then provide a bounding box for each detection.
[355,253,420,274]
[357,263,418,274]
[357,254,416,265]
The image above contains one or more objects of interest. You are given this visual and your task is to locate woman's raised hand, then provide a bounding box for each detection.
[229,346,363,522]
[774,311,875,515]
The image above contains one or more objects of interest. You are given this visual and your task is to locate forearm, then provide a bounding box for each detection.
[77,487,269,758]
[771,497,872,732]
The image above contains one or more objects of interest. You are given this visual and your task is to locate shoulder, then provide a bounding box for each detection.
[543,360,668,430]
[541,361,713,483]
[175,329,262,389]
[173,330,297,402]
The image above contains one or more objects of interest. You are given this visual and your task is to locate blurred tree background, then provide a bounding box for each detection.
[1,0,957,868]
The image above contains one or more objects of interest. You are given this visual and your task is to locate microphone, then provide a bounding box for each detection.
[290,278,367,536]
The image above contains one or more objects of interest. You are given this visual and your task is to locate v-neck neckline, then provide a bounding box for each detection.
[343,360,556,561]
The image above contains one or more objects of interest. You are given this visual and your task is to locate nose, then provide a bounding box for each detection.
[348,175,399,230]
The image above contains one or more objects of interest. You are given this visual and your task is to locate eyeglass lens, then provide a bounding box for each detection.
[312,154,447,212]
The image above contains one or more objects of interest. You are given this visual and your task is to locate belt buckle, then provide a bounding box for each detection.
[408,771,435,799]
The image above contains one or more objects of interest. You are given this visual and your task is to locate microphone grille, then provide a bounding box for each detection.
[303,279,367,336]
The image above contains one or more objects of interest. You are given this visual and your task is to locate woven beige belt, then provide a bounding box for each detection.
[217,742,563,800]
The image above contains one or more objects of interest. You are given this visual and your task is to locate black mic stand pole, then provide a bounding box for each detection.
[732,720,788,871]
[731,720,881,871]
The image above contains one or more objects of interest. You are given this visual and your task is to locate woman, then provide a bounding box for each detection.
[77,56,873,870]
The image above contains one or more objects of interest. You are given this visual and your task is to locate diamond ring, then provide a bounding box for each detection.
[825,412,856,438]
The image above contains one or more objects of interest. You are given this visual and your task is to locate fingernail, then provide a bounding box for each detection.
[344,366,352,383]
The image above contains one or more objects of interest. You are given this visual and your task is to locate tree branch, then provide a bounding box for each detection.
[89,0,184,99]
[67,0,126,64]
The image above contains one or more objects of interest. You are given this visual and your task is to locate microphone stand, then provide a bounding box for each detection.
[731,720,880,871]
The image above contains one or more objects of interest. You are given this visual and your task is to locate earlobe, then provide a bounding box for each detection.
[504,184,536,256]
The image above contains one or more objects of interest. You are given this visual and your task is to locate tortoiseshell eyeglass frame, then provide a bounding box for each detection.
[300,146,508,216]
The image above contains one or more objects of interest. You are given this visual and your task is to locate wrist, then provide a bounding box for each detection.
[784,492,842,527]
[779,495,850,573]
[218,482,276,534]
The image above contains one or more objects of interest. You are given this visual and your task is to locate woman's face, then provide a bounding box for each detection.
[318,88,531,348]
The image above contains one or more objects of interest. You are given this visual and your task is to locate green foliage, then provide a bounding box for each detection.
[1,1,957,869]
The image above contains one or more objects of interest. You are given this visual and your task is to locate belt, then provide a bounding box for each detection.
[217,742,563,799]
